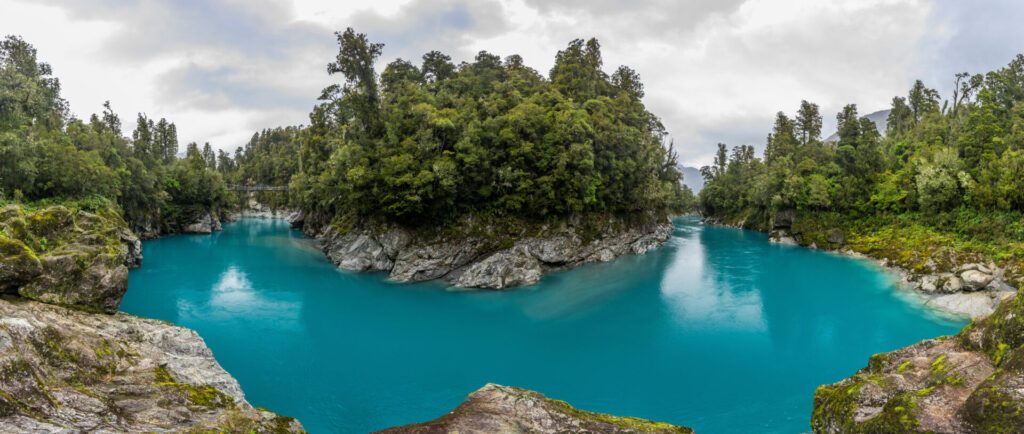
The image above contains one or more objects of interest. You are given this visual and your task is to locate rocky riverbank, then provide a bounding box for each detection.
[307,213,673,289]
[705,211,1018,318]
[811,290,1024,433]
[377,383,692,433]
[0,203,303,432]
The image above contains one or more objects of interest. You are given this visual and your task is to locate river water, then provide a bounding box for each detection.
[122,217,964,433]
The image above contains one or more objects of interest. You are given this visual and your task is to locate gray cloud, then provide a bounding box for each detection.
[346,0,512,62]
[157,63,314,112]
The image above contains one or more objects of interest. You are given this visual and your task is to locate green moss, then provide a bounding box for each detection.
[896,360,912,373]
[811,380,865,433]
[544,396,692,433]
[962,383,1024,433]
[857,392,921,433]
[154,366,234,409]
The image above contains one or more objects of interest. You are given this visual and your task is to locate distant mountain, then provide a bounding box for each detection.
[824,109,890,143]
[679,165,704,193]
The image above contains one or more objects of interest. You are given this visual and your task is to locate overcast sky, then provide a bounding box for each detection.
[2,0,1022,166]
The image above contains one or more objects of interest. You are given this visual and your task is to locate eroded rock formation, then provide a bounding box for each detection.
[311,214,673,289]
[377,383,692,434]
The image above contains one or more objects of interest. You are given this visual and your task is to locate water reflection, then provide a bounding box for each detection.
[660,223,767,331]
[175,265,302,328]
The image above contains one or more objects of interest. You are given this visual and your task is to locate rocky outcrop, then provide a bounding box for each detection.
[0,298,303,433]
[376,383,692,434]
[226,198,299,222]
[312,215,673,289]
[182,211,222,234]
[811,292,1024,433]
[1,205,140,314]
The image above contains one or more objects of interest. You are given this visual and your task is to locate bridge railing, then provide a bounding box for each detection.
[227,185,288,192]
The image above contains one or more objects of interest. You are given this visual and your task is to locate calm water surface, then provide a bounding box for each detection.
[122,217,965,433]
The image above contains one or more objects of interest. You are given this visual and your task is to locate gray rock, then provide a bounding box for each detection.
[960,269,994,291]
[376,383,691,434]
[315,215,672,290]
[943,276,964,293]
[926,291,1006,318]
[919,275,939,293]
[183,212,220,234]
[448,246,542,289]
[0,299,303,433]
[526,234,580,264]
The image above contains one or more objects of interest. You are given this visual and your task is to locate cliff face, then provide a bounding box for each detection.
[377,384,692,434]
[310,214,673,289]
[811,291,1024,433]
[1,204,141,314]
[0,203,303,432]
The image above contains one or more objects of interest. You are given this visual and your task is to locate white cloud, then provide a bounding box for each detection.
[2,0,1021,165]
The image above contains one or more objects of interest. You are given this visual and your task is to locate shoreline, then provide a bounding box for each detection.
[701,217,1016,318]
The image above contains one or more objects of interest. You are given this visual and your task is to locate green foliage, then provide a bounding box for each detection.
[0,36,228,233]
[283,29,684,226]
[701,53,1024,267]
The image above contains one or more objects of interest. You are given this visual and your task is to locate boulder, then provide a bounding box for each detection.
[19,248,127,314]
[0,234,42,293]
[183,212,220,234]
[376,383,691,434]
[1,205,139,314]
[0,298,303,433]
[919,275,939,293]
[960,269,994,291]
[447,246,542,289]
[926,291,1012,318]
[943,276,964,293]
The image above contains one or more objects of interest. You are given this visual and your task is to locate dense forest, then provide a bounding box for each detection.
[0,35,230,233]
[278,28,692,227]
[699,54,1024,268]
[2,30,693,235]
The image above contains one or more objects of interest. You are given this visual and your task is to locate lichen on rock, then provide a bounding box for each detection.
[811,291,1024,433]
[0,298,303,433]
[1,204,141,313]
[376,383,692,434]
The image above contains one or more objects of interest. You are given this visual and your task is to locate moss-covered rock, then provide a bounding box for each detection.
[812,292,1024,433]
[0,298,304,433]
[0,204,139,313]
[0,233,42,293]
[376,383,691,433]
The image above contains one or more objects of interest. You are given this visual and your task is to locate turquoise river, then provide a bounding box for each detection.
[121,217,965,433]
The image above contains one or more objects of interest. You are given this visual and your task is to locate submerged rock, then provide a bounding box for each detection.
[376,383,692,434]
[313,214,673,290]
[0,298,303,433]
[812,291,1024,433]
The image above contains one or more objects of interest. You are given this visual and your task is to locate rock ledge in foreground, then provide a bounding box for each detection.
[0,298,304,433]
[376,383,692,434]
[811,291,1024,433]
